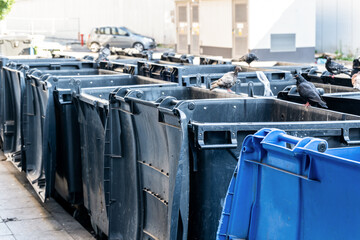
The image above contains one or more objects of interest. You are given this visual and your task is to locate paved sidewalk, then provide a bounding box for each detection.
[0,151,94,240]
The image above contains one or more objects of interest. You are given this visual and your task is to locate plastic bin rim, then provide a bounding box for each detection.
[77,92,109,107]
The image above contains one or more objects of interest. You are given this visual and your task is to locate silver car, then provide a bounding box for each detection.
[87,26,156,52]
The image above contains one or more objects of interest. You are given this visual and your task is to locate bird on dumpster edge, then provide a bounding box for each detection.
[352,58,360,76]
[295,74,328,108]
[210,66,242,92]
[325,57,351,77]
[96,44,111,62]
[239,53,259,66]
[352,73,360,90]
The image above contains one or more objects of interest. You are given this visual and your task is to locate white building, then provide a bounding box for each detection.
[175,0,316,62]
[316,0,360,57]
[4,0,320,62]
[4,0,176,44]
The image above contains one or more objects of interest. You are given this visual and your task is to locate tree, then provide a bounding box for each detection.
[0,0,14,21]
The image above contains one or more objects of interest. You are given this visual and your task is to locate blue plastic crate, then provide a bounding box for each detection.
[217,128,360,240]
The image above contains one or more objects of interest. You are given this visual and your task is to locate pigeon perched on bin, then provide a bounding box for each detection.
[352,58,360,76]
[325,57,351,76]
[295,74,328,108]
[96,44,111,62]
[210,66,242,92]
[180,54,194,64]
[352,73,360,90]
[239,53,259,66]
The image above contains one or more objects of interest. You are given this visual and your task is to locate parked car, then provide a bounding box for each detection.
[87,26,156,52]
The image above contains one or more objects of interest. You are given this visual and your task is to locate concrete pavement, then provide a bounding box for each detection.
[0,151,94,240]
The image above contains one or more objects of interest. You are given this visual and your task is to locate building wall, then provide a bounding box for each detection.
[198,0,232,57]
[249,0,316,62]
[316,0,360,56]
[177,0,316,61]
[4,0,175,44]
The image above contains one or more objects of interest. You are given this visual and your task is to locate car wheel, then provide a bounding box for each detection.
[133,42,144,52]
[90,42,100,52]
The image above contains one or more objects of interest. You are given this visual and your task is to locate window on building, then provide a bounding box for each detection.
[270,33,296,52]
[179,6,187,22]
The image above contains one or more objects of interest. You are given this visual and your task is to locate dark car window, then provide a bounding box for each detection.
[99,27,105,34]
[122,27,137,35]
[94,28,99,34]
[111,27,119,35]
[104,27,111,35]
[117,28,128,36]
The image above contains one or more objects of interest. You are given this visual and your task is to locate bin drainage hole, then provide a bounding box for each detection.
[280,113,285,120]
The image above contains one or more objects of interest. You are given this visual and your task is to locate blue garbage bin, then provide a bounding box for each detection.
[218,128,360,240]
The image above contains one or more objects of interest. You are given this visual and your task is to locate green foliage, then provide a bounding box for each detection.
[336,55,354,62]
[334,49,354,61]
[0,0,14,21]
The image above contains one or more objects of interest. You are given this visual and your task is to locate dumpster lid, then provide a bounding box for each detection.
[217,128,360,240]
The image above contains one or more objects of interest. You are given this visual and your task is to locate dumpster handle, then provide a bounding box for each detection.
[197,131,238,149]
[343,138,360,145]
[277,133,301,145]
[197,142,238,149]
[244,159,319,182]
[343,129,360,145]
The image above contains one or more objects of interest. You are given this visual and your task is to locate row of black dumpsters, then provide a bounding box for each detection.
[0,54,360,240]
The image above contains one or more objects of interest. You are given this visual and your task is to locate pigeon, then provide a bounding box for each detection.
[210,66,242,92]
[352,58,360,76]
[295,74,328,108]
[180,54,187,61]
[83,55,94,61]
[180,54,194,64]
[168,52,176,57]
[162,52,170,60]
[239,53,259,66]
[325,57,351,76]
[144,50,153,60]
[96,44,111,62]
[256,71,274,96]
[352,73,360,90]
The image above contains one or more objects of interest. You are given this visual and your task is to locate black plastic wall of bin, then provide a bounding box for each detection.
[303,70,352,87]
[0,59,97,152]
[277,84,360,116]
[1,67,22,153]
[200,57,231,65]
[54,89,82,204]
[0,67,25,170]
[73,94,109,235]
[260,63,315,74]
[0,67,116,150]
[71,80,177,236]
[108,86,360,240]
[137,61,295,90]
[22,72,127,202]
[137,61,236,85]
[0,57,79,68]
[0,58,96,71]
[112,58,147,65]
[99,61,138,75]
[187,70,294,96]
[17,60,96,71]
[105,87,240,240]
[39,68,118,76]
